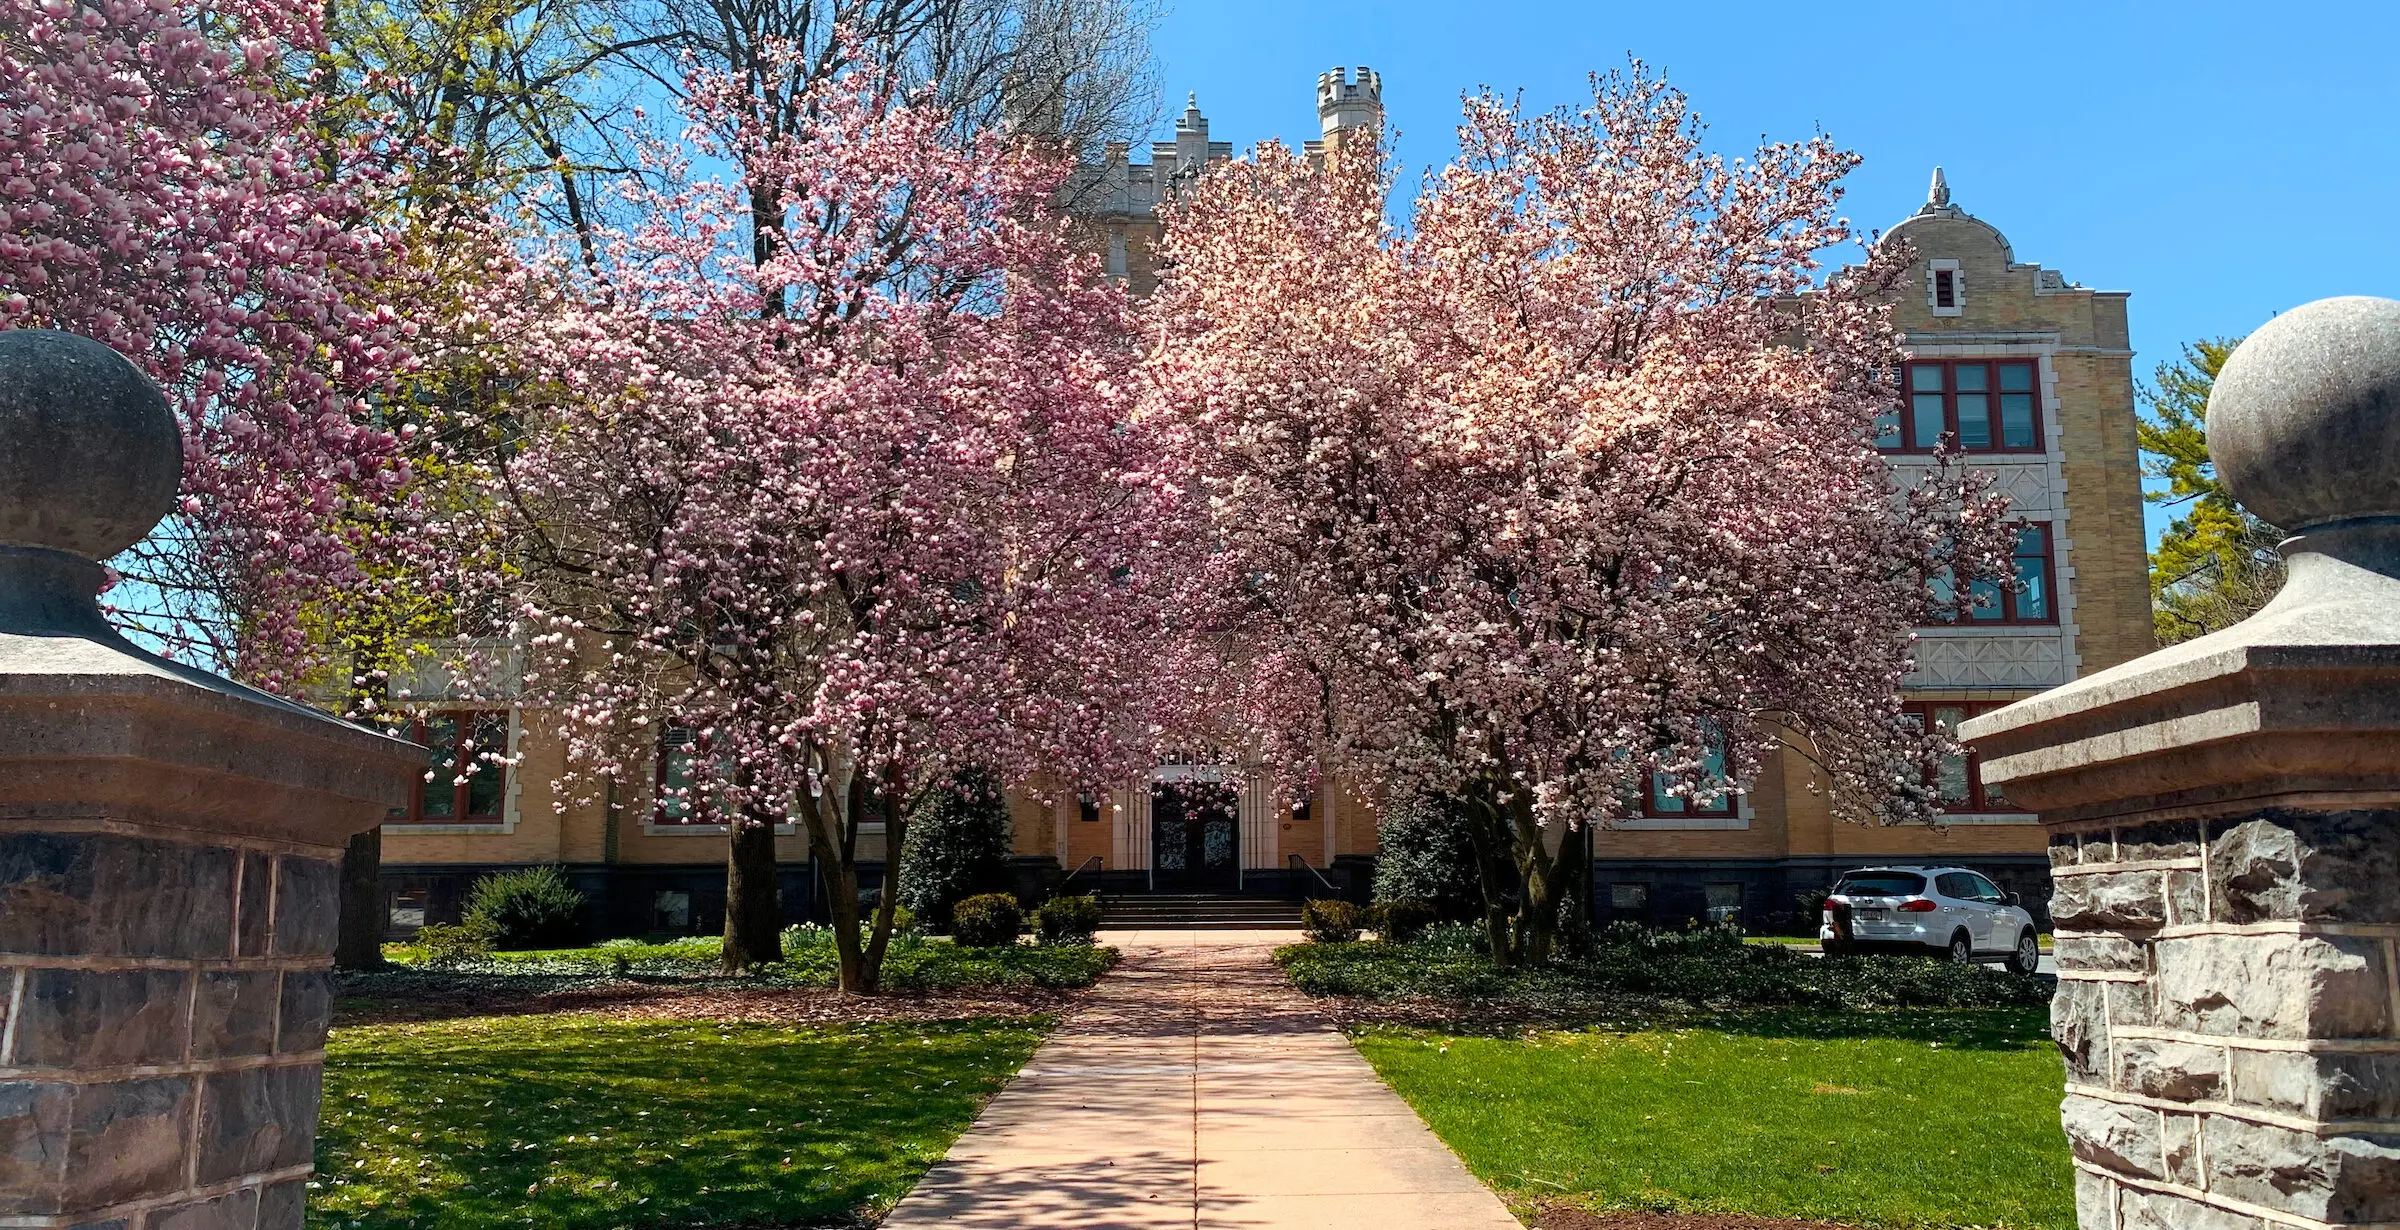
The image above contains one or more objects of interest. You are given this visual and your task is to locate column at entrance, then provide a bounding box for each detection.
[1241,774,1278,874]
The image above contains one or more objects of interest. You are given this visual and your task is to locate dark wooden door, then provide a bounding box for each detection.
[1151,781,1239,890]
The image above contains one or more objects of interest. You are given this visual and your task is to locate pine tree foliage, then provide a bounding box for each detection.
[898,770,1015,930]
[1371,796,1488,923]
[2139,337,2284,644]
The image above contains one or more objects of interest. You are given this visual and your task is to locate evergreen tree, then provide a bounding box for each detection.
[1372,795,1488,923]
[2139,337,2284,643]
[897,770,1015,930]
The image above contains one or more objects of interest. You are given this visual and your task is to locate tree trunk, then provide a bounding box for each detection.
[722,813,784,973]
[1552,823,1595,959]
[333,826,387,970]
[1459,792,1521,967]
[1514,847,1557,967]
[800,776,875,994]
[822,846,870,993]
[855,775,908,995]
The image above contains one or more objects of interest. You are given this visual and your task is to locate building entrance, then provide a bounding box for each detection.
[1151,780,1239,890]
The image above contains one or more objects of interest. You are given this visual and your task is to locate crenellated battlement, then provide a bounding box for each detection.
[1316,65,1382,137]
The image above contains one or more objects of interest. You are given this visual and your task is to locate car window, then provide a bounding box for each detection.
[1965,873,2005,903]
[1933,872,1973,899]
[1836,871,1925,897]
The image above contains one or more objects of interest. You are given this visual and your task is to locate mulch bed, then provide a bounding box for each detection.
[1311,993,1699,1036]
[1534,1208,1864,1230]
[333,978,1081,1028]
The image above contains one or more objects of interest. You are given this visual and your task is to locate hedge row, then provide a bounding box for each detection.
[1278,923,2050,1012]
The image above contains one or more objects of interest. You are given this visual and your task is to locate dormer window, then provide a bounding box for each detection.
[1927,259,1964,317]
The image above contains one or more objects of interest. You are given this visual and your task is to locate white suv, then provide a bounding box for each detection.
[1821,866,2042,974]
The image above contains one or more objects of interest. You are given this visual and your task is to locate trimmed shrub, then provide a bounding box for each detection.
[1302,898,1367,943]
[897,769,1013,931]
[413,920,494,968]
[1034,895,1104,946]
[1376,898,1436,944]
[464,865,585,949]
[950,893,1023,948]
[1278,920,2050,1012]
[1372,795,1485,922]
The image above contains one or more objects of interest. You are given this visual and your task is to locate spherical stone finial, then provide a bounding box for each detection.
[0,329,182,561]
[2209,296,2400,532]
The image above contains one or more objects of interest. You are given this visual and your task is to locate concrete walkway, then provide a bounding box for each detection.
[881,929,1521,1229]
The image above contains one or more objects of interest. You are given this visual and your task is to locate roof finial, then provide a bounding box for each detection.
[1928,165,1950,209]
[1187,92,1198,110]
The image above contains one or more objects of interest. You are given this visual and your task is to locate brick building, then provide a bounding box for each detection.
[376,69,2151,936]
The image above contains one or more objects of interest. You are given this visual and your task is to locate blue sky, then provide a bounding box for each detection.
[1143,0,2400,544]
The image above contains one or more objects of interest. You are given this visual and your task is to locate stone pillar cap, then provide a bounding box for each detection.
[2209,296,2400,531]
[0,329,184,558]
[1961,296,2400,825]
[0,329,419,844]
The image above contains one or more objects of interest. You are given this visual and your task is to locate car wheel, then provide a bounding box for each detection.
[2011,930,2041,975]
[1947,931,1973,964]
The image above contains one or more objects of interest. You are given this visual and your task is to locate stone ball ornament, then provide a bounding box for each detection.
[0,328,183,561]
[2208,295,2400,532]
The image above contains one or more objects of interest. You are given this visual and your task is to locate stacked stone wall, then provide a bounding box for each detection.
[2050,809,2400,1229]
[0,821,343,1228]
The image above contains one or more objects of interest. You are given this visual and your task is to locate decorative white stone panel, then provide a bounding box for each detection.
[1890,457,2057,515]
[1908,630,2071,688]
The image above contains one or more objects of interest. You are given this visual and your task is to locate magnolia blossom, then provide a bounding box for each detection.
[0,0,414,687]
[462,51,1193,982]
[1146,69,2016,956]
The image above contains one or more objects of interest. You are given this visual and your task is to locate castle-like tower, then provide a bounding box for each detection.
[1304,66,1382,159]
[1063,70,1382,296]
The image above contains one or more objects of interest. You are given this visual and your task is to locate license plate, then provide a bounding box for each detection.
[1854,909,1886,920]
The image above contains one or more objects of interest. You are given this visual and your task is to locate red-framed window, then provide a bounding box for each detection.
[394,711,509,824]
[1933,524,2057,625]
[1877,360,2043,453]
[1903,701,2017,812]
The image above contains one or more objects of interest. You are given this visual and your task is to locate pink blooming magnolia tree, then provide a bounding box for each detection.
[0,0,415,688]
[1147,69,2018,964]
[475,53,1188,986]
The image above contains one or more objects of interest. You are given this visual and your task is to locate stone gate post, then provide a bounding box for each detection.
[0,331,421,1228]
[1962,296,2400,1230]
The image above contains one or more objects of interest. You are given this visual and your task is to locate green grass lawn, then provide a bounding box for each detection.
[1352,1009,2073,1229]
[312,1013,1045,1229]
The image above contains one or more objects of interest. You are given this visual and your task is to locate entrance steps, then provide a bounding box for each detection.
[1098,892,1306,930]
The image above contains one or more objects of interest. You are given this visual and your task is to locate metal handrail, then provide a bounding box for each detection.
[1288,853,1339,900]
[1056,855,1104,897]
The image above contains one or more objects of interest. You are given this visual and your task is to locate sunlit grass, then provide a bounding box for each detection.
[311,1013,1045,1229]
[1353,1009,2072,1229]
